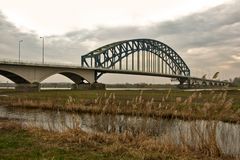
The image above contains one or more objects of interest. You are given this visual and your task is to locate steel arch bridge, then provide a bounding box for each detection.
[0,38,229,91]
[81,38,190,83]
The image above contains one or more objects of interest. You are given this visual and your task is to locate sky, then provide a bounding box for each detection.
[0,0,239,84]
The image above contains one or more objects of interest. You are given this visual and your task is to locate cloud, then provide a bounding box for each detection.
[0,0,239,83]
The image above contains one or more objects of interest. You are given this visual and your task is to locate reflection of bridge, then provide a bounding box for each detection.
[0,39,229,91]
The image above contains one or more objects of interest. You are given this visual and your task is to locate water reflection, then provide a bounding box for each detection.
[0,106,239,156]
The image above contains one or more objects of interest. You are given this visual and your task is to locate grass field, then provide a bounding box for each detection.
[0,89,239,159]
[0,120,236,160]
[0,89,240,123]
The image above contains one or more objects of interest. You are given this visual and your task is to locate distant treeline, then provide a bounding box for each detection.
[0,83,73,88]
[0,83,15,87]
[40,83,73,88]
[1,79,239,88]
[0,82,176,88]
[233,77,240,87]
[106,83,177,88]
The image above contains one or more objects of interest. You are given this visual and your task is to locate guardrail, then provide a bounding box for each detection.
[0,59,81,68]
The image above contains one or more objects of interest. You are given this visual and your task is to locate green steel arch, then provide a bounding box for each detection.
[81,39,190,79]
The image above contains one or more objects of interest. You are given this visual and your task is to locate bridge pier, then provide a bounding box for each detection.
[71,83,106,90]
[15,83,40,92]
[178,78,191,89]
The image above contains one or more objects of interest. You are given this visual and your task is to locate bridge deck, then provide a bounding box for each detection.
[0,61,228,85]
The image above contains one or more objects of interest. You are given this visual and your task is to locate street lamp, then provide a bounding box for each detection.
[18,40,23,63]
[40,37,45,64]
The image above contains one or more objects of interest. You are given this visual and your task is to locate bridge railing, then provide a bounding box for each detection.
[0,59,81,68]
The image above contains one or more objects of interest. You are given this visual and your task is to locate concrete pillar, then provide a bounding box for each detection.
[177,78,190,89]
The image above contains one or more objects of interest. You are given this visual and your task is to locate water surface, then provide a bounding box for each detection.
[0,106,239,156]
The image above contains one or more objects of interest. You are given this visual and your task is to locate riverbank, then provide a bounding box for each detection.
[0,119,237,160]
[0,89,240,123]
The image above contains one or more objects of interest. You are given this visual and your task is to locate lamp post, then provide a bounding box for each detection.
[18,40,23,63]
[40,37,45,64]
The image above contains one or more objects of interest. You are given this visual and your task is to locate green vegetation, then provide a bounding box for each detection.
[0,120,136,160]
[0,89,239,159]
[106,83,176,88]
[0,89,240,123]
[233,77,240,87]
[0,120,235,160]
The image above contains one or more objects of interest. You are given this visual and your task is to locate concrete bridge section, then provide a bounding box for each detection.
[0,61,229,91]
[0,61,101,91]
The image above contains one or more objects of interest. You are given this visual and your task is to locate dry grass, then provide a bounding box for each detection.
[3,90,239,123]
[22,121,238,159]
[1,89,239,159]
[1,114,239,160]
[0,119,23,131]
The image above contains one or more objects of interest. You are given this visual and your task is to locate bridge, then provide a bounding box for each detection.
[0,39,229,91]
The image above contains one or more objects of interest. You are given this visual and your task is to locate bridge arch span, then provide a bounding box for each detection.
[39,71,90,84]
[0,65,96,85]
[82,39,190,80]
[0,69,30,84]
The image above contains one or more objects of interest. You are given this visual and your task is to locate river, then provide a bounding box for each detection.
[0,105,239,156]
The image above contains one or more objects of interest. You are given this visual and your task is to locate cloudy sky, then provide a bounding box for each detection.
[0,0,239,84]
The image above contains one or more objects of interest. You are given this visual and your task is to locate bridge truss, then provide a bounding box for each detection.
[81,39,190,83]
